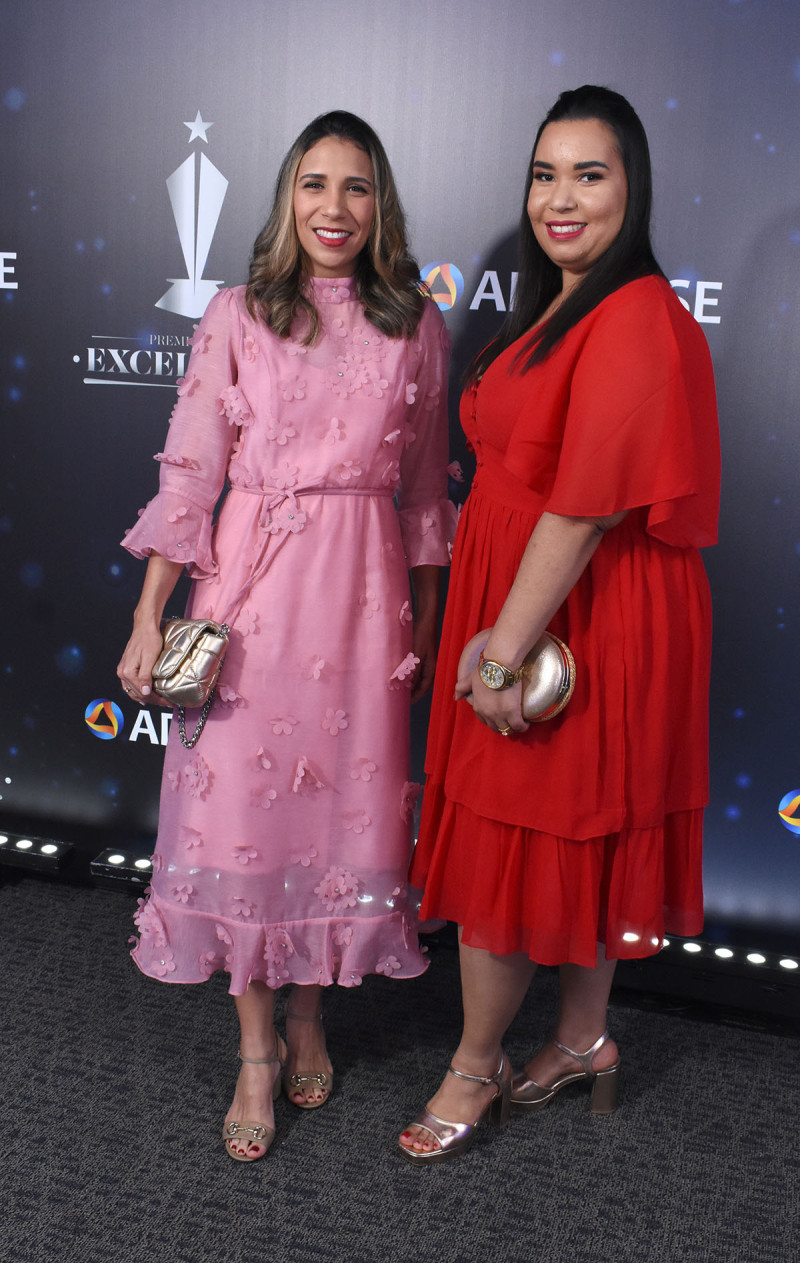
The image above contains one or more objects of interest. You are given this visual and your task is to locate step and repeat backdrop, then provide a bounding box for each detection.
[2,0,799,930]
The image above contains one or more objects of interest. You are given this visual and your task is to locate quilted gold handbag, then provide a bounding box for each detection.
[152,619,230,748]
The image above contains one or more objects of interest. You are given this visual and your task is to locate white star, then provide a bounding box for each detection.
[183,111,213,143]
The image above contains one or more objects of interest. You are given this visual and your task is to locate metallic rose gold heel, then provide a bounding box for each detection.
[398,1054,511,1165]
[510,1031,620,1115]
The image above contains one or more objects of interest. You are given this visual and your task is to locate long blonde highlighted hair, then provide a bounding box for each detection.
[246,111,426,343]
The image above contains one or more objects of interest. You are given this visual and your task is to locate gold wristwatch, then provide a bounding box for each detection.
[478,650,524,691]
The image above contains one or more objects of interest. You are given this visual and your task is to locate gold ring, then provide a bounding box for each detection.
[498,726,511,737]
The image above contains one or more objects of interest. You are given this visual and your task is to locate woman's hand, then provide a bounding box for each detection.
[410,619,437,703]
[117,622,170,707]
[456,667,530,736]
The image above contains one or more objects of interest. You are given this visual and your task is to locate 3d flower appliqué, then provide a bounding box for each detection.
[215,924,234,946]
[398,601,413,626]
[279,376,306,402]
[358,589,380,619]
[188,328,211,353]
[177,826,203,852]
[314,867,359,913]
[218,685,246,708]
[365,374,389,398]
[154,452,199,470]
[218,385,253,428]
[447,460,465,482]
[152,950,177,979]
[172,884,193,904]
[332,923,353,948]
[273,501,307,534]
[269,460,299,491]
[376,955,402,977]
[176,372,199,398]
[322,708,348,736]
[381,460,400,487]
[251,785,277,810]
[382,429,402,447]
[290,843,319,867]
[166,505,189,523]
[199,950,217,976]
[292,757,326,794]
[255,747,272,771]
[335,459,362,483]
[271,715,298,736]
[231,896,254,919]
[134,898,167,946]
[342,809,371,835]
[238,608,259,637]
[233,845,258,866]
[389,653,420,686]
[183,754,210,799]
[266,417,297,446]
[264,928,294,966]
[306,656,325,681]
[242,334,259,362]
[323,417,345,445]
[405,383,418,406]
[350,758,377,782]
[166,768,181,793]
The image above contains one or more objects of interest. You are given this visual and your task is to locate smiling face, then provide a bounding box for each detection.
[527,117,628,293]
[293,137,375,279]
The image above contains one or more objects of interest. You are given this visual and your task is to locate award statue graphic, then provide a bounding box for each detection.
[156,112,228,319]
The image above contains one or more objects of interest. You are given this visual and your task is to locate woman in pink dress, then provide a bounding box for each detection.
[117,111,452,1161]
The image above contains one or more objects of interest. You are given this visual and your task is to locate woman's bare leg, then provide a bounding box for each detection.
[399,932,536,1154]
[284,983,334,1106]
[224,981,282,1159]
[521,949,619,1084]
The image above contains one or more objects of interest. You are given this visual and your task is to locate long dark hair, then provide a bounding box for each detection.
[246,110,426,344]
[469,85,665,383]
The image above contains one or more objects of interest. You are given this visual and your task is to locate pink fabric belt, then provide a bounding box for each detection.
[220,483,394,624]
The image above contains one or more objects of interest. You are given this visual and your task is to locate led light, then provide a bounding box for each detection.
[0,835,8,845]
[15,839,33,850]
[40,844,58,855]
[683,942,702,954]
[779,959,798,971]
[714,948,734,959]
[662,938,671,948]
[134,859,152,870]
[0,832,74,873]
[90,847,155,886]
[622,932,640,942]
[107,854,126,865]
[747,953,766,965]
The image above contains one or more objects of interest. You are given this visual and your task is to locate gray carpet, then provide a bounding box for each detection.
[0,877,798,1263]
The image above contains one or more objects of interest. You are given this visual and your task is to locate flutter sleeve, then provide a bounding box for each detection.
[396,299,457,567]
[530,280,720,548]
[121,288,242,577]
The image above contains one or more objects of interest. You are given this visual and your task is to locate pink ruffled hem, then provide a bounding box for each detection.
[121,490,217,579]
[130,890,429,995]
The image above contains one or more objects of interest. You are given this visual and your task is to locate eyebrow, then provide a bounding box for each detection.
[298,170,374,185]
[533,159,610,171]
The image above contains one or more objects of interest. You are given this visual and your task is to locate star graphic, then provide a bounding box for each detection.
[183,111,213,143]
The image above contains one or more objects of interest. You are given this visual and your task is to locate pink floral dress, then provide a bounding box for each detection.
[123,280,453,993]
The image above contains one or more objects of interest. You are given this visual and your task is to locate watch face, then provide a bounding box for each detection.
[480,660,507,689]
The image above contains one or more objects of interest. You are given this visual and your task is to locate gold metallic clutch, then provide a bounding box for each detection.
[462,628,576,722]
[152,619,230,747]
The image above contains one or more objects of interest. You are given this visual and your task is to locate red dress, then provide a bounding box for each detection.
[411,277,720,967]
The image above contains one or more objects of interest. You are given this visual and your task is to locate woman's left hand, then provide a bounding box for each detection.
[410,620,437,703]
[456,670,530,736]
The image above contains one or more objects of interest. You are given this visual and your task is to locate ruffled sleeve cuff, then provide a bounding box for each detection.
[398,498,458,568]
[121,489,218,579]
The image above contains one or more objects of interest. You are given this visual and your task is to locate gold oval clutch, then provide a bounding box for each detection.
[461,629,576,722]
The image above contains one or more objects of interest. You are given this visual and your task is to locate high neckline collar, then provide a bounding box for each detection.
[306,276,357,304]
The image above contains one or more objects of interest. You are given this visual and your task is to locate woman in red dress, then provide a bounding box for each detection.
[399,86,720,1163]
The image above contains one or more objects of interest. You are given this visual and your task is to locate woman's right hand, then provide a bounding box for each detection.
[117,623,169,706]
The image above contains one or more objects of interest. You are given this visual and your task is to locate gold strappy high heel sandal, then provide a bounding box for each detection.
[283,1009,333,1109]
[223,1037,286,1162]
[511,1031,620,1115]
[398,1055,511,1165]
